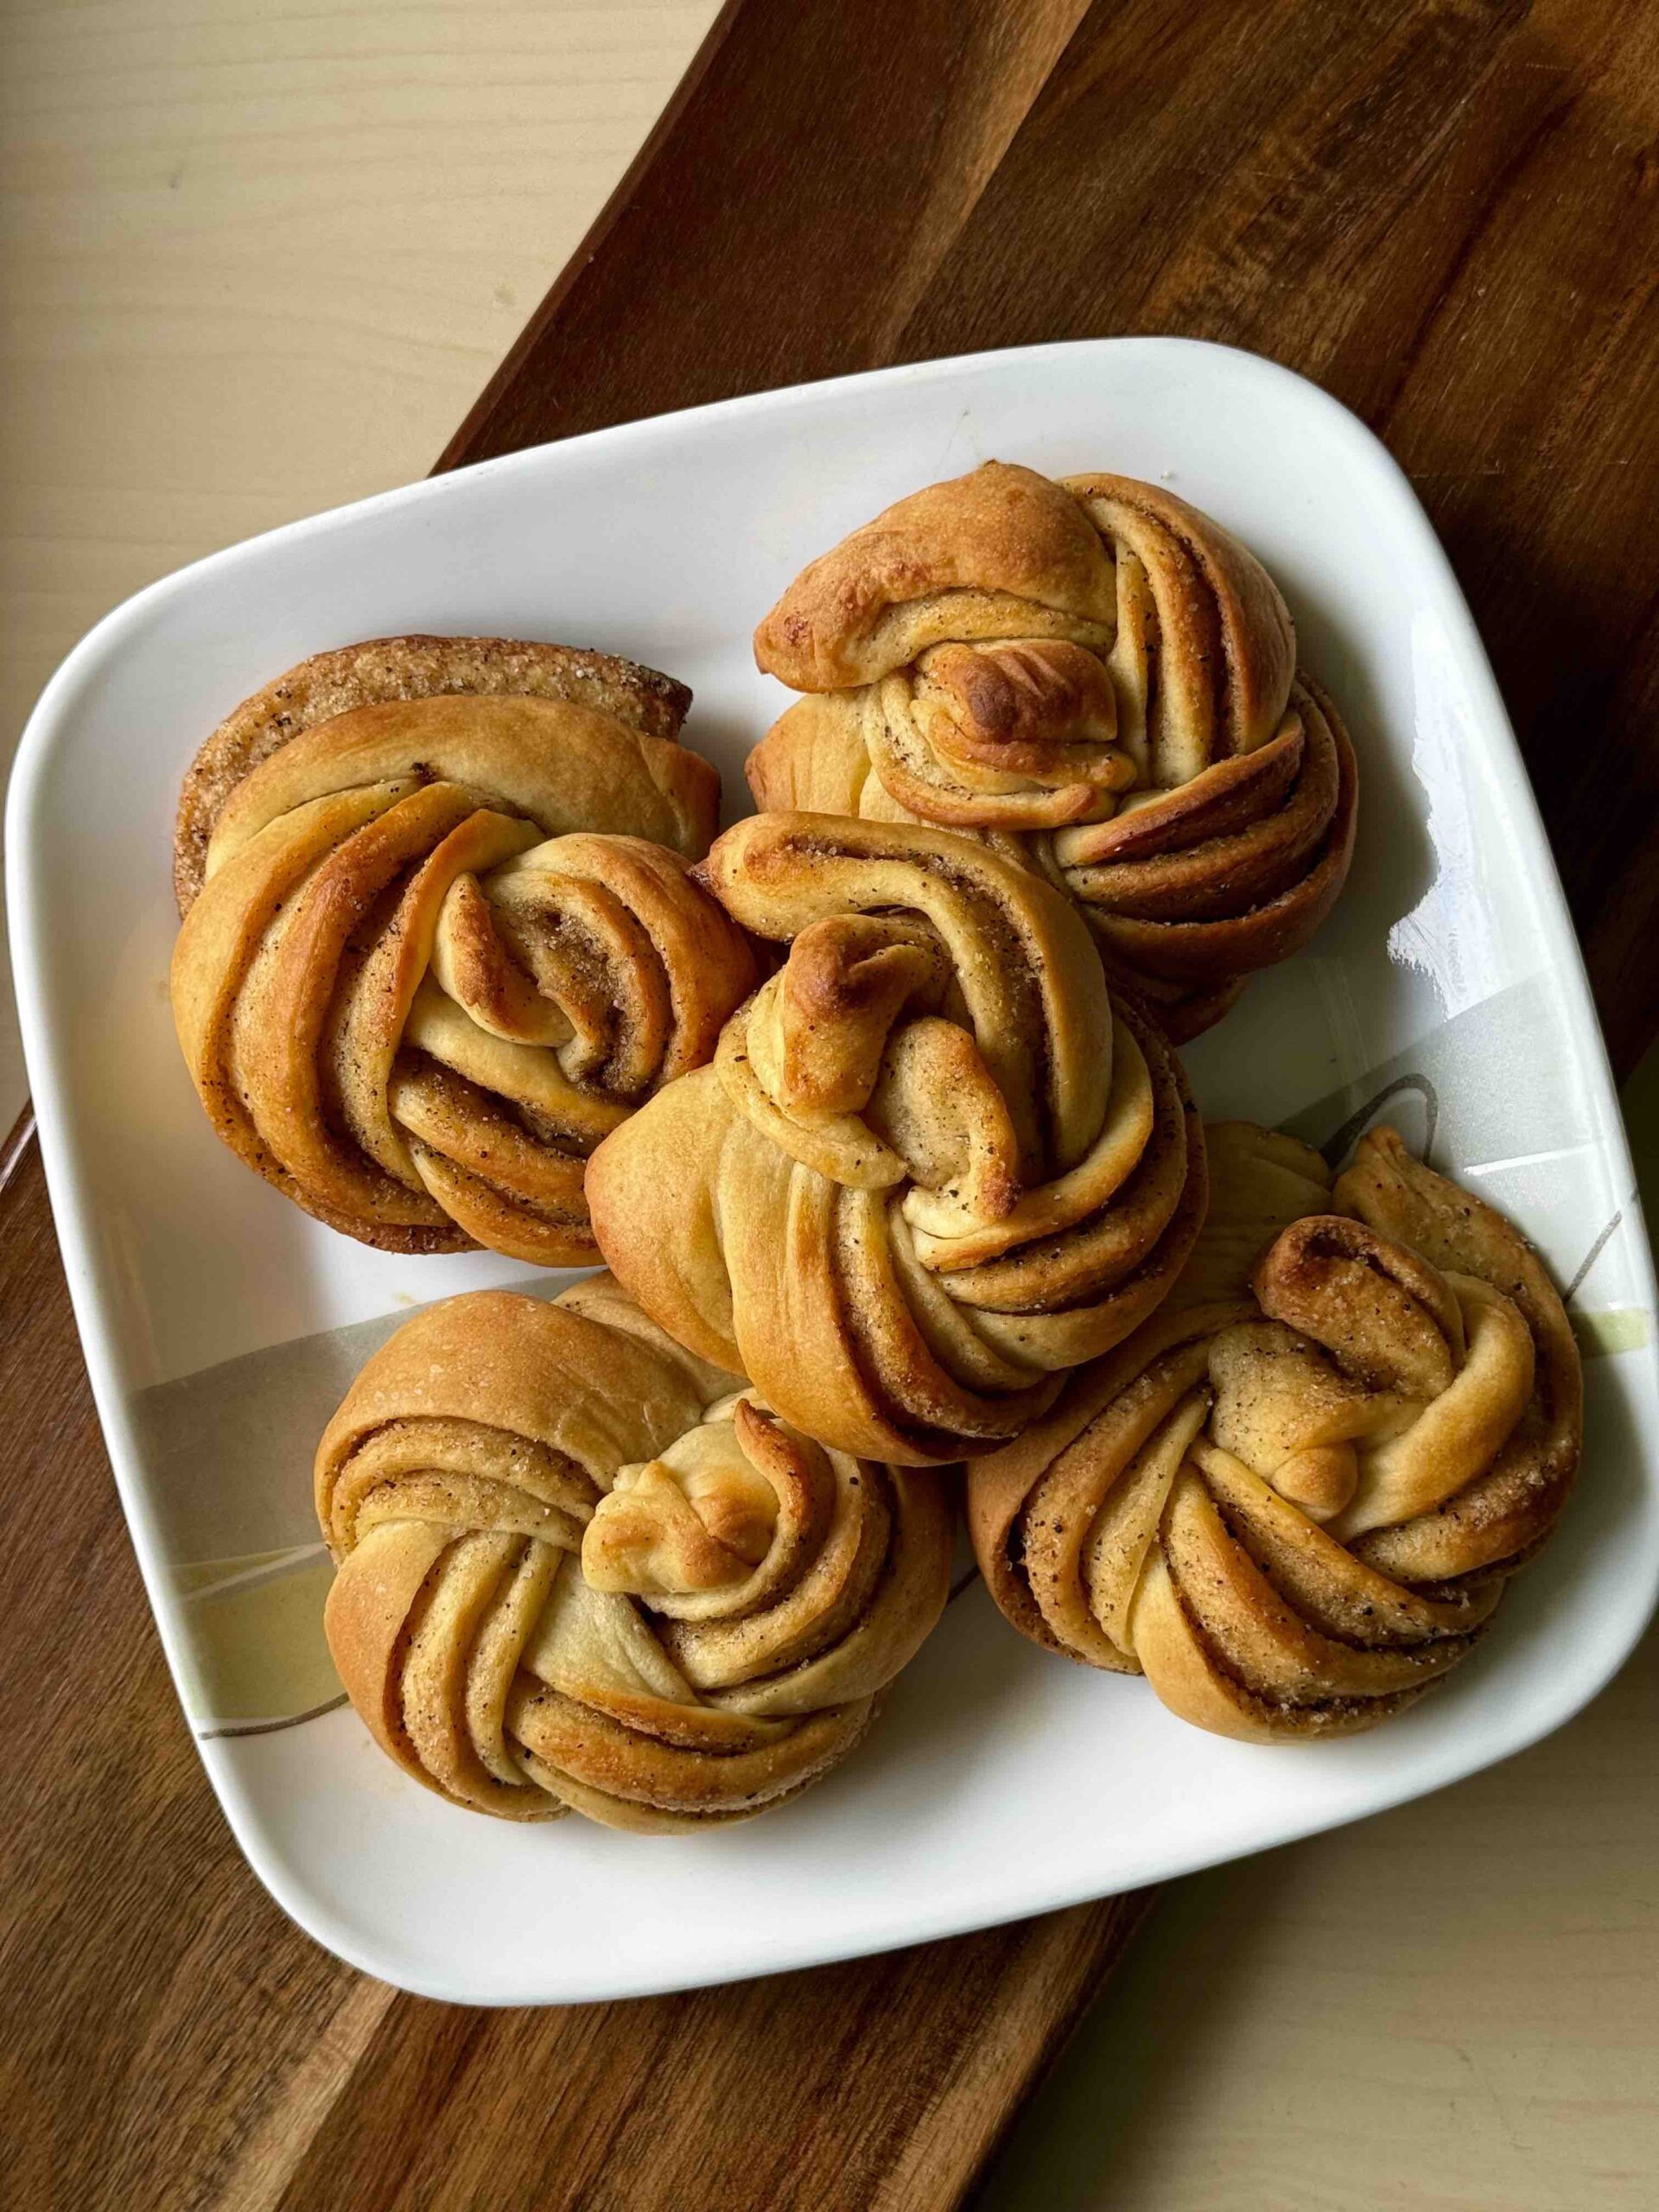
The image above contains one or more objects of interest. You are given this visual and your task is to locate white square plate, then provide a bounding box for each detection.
[10,340,1658,2005]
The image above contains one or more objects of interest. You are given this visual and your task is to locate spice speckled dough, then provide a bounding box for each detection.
[170,634,756,1263]
[966,1122,1582,1742]
[748,461,1357,1040]
[316,1274,953,1830]
[587,810,1207,1466]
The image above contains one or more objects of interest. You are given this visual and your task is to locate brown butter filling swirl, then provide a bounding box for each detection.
[587,813,1207,1465]
[966,1123,1581,1741]
[315,1281,953,1831]
[170,639,754,1261]
[749,463,1356,1040]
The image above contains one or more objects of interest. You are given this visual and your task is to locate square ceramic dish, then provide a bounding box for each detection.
[10,340,1658,2005]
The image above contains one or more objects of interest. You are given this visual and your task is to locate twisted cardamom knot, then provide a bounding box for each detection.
[967,1122,1581,1741]
[170,636,757,1262]
[586,811,1207,1466]
[749,461,1357,1039]
[315,1274,953,1830]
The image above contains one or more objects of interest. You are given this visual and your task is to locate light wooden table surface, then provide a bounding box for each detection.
[3,7,1656,2209]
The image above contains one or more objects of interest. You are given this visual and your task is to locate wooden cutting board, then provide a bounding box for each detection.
[4,3,1657,2208]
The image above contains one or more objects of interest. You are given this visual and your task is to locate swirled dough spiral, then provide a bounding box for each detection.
[966,1122,1581,1740]
[315,1276,954,1830]
[170,636,756,1262]
[749,462,1357,1039]
[586,812,1207,1465]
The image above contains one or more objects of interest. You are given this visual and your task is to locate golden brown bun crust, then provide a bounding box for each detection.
[1065,673,1360,1029]
[1058,470,1295,753]
[753,461,1116,691]
[315,1286,715,1510]
[175,633,694,915]
[168,636,751,1261]
[315,1276,953,1830]
[588,810,1206,1464]
[966,1123,1581,1743]
[748,462,1348,1040]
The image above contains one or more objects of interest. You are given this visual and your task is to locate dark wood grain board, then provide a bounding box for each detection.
[6,2,1657,2207]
